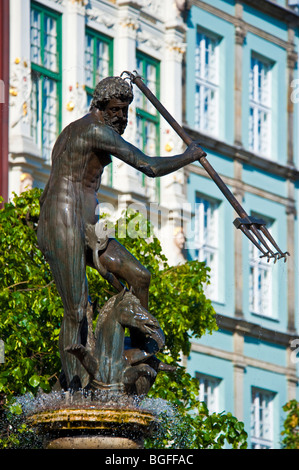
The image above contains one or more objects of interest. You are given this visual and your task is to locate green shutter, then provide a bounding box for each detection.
[30,1,62,162]
[136,51,160,201]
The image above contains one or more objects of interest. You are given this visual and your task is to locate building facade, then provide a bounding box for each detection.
[0,0,10,203]
[8,0,188,264]
[6,0,299,449]
[184,0,299,448]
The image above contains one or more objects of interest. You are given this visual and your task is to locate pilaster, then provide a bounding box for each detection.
[286,181,296,333]
[234,2,246,148]
[62,0,87,127]
[9,0,32,150]
[233,328,246,421]
[233,160,244,318]
[112,0,143,196]
[286,24,297,167]
[158,0,190,265]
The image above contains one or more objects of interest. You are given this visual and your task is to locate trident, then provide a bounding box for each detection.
[121,70,289,263]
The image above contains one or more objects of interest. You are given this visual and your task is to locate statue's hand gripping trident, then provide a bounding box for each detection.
[121,70,289,263]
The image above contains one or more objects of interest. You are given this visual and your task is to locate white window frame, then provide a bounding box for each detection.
[249,216,273,317]
[194,30,219,136]
[30,3,61,162]
[196,373,221,414]
[194,196,220,301]
[250,388,275,449]
[249,55,272,158]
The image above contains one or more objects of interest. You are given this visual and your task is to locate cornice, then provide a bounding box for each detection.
[183,125,299,181]
[189,0,299,25]
[187,0,296,51]
[215,313,299,347]
[241,0,299,24]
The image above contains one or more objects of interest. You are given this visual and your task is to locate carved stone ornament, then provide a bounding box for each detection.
[86,4,116,28]
[9,58,32,128]
[66,83,88,117]
[136,28,163,51]
[175,0,188,13]
[235,24,246,46]
[139,0,162,18]
[70,0,88,5]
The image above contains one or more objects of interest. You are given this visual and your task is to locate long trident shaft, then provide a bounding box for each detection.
[122,70,289,263]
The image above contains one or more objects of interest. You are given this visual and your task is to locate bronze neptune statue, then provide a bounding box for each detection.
[37,76,205,393]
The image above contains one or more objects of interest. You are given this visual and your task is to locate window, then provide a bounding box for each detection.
[249,55,272,158]
[196,373,221,414]
[195,30,219,136]
[85,29,113,186]
[135,52,160,200]
[85,29,113,109]
[194,196,220,300]
[249,216,273,317]
[30,2,62,162]
[251,388,274,449]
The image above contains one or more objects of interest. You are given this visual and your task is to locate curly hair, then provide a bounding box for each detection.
[90,76,134,111]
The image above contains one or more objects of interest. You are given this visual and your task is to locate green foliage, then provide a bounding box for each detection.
[147,402,248,449]
[281,400,299,449]
[0,190,248,449]
[0,189,63,399]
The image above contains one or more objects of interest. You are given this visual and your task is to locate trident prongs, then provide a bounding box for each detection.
[121,70,142,84]
[233,216,289,263]
[123,69,290,264]
[259,225,290,262]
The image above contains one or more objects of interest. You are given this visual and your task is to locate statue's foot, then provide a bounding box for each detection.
[147,355,176,372]
[65,343,87,360]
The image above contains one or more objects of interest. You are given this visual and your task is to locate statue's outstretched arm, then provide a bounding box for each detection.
[91,124,205,178]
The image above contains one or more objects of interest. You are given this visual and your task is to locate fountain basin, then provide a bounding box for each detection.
[27,406,158,449]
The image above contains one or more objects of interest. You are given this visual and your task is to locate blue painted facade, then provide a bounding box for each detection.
[184,0,299,448]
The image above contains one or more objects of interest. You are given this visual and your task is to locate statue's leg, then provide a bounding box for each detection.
[65,344,98,378]
[124,364,157,396]
[38,212,89,389]
[97,239,151,310]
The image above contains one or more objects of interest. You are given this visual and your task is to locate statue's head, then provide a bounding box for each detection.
[90,77,134,135]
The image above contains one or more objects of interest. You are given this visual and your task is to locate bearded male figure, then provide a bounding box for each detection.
[37,76,205,390]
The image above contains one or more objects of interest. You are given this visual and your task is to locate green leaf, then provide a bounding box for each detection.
[29,375,40,388]
[9,403,23,416]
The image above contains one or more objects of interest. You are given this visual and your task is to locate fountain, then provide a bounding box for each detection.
[24,74,204,449]
[26,390,158,449]
[25,292,168,449]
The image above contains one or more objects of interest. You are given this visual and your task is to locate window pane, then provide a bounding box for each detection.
[144,121,156,156]
[30,6,61,162]
[195,31,219,135]
[30,71,41,146]
[249,217,273,316]
[135,57,143,109]
[249,55,271,157]
[145,63,157,114]
[197,374,220,414]
[44,14,58,72]
[42,78,58,161]
[95,40,110,83]
[85,34,94,88]
[30,9,41,65]
[85,31,113,88]
[251,388,274,449]
[195,197,219,299]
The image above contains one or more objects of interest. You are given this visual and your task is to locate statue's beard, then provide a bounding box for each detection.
[103,113,127,135]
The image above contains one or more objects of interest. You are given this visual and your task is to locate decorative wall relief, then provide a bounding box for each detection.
[9,58,32,129]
